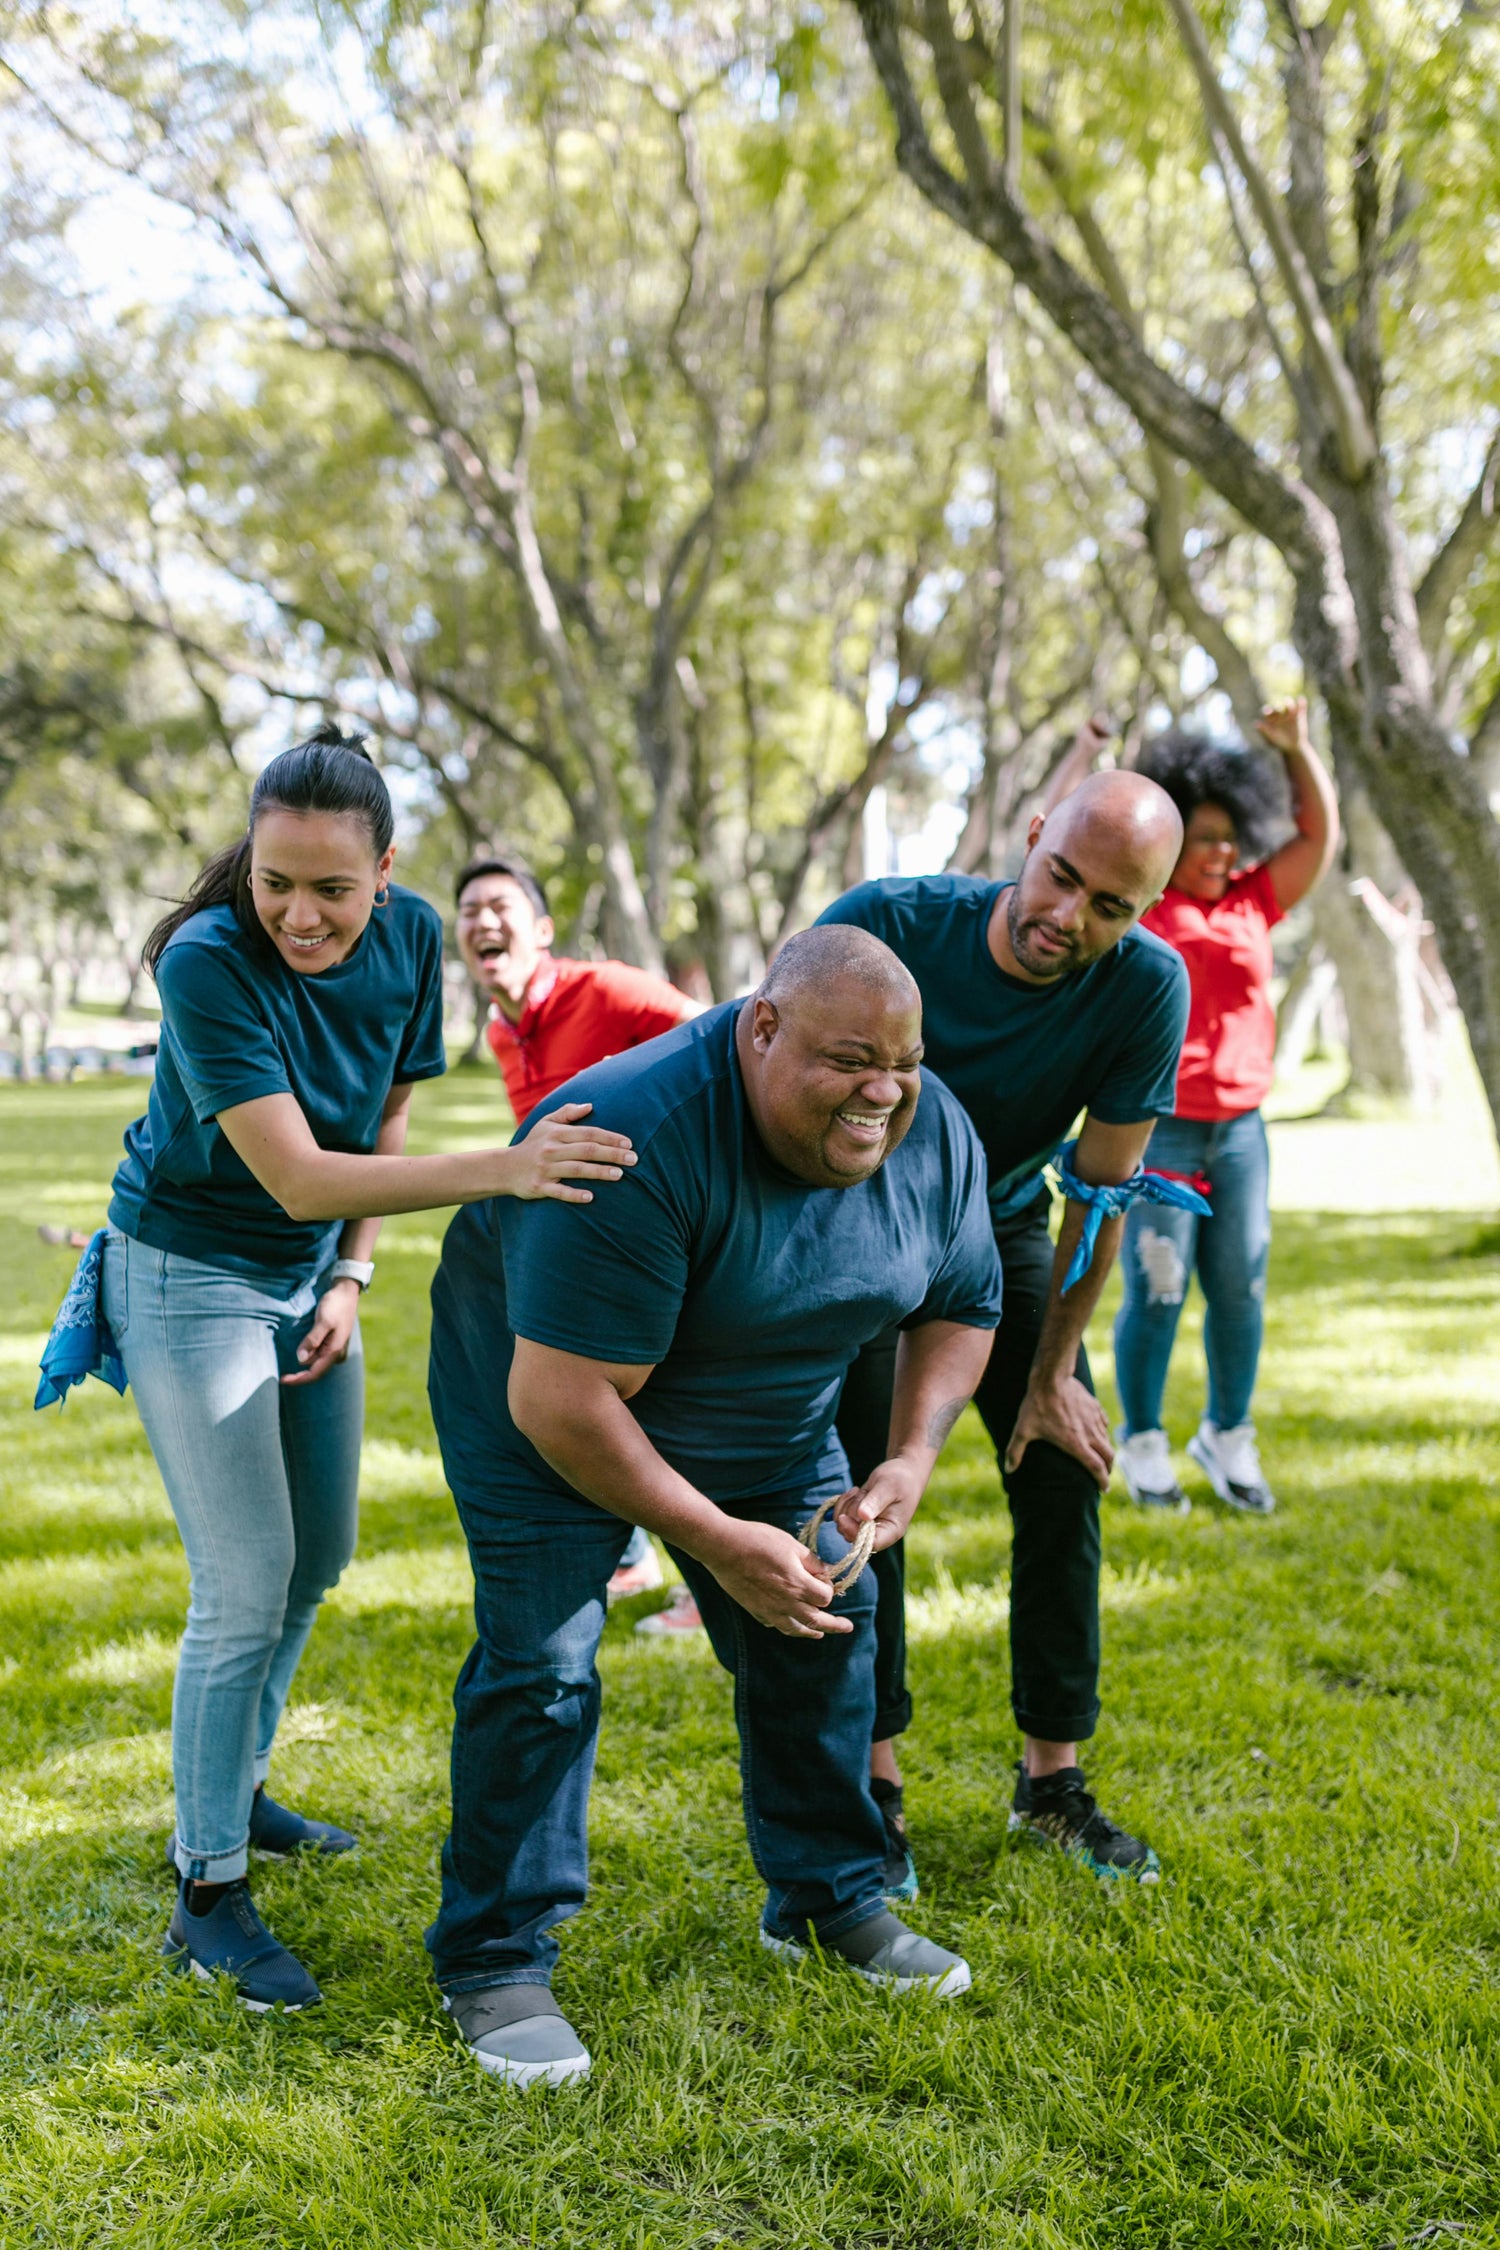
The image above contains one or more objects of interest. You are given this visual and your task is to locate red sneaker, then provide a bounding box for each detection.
[606,1545,664,1603]
[634,1585,704,1637]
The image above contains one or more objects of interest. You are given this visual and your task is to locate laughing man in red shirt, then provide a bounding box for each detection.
[454,854,703,1610]
[454,857,701,1126]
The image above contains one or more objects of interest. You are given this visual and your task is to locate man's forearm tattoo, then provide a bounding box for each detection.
[925,1396,970,1451]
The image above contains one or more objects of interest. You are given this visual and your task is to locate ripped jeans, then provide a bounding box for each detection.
[1114,1109,1270,1437]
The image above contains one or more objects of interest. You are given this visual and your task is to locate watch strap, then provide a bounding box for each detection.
[327,1257,375,1292]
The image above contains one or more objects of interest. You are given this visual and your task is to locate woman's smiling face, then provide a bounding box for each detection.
[1171,801,1240,900]
[249,806,396,974]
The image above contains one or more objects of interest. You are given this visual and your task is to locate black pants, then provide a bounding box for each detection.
[835,1196,1103,1746]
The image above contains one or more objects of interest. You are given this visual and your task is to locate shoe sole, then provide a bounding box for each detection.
[1122,1483,1191,1515]
[441,1997,592,2086]
[165,1948,318,2012]
[1117,1452,1191,1513]
[467,2044,592,2088]
[1186,1437,1275,1515]
[1008,1812,1161,1885]
[758,1927,971,1997]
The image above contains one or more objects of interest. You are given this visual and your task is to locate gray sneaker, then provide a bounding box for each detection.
[443,1985,591,2087]
[760,1908,971,1996]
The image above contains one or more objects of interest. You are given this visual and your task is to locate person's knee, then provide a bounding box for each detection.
[1004,1442,1101,1530]
[1130,1222,1189,1306]
[283,1521,358,1613]
[462,1648,600,1741]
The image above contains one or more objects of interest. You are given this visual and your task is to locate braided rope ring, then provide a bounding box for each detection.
[799,1491,877,1596]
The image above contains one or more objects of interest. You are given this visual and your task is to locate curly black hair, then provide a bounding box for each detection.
[1134,726,1293,864]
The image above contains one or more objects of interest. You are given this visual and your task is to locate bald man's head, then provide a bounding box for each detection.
[736,925,924,1188]
[1000,770,1183,982]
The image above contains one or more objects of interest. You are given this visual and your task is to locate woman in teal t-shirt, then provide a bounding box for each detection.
[94,725,633,2012]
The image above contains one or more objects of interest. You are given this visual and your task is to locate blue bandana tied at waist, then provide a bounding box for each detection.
[35,1228,128,1410]
[1051,1139,1213,1294]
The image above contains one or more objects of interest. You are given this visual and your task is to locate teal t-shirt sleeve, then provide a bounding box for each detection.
[814,883,882,935]
[501,1123,696,1366]
[1085,951,1191,1125]
[154,940,292,1123]
[905,1109,1005,1330]
[394,909,448,1083]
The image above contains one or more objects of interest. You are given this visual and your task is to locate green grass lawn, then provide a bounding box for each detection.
[3,1073,1500,2248]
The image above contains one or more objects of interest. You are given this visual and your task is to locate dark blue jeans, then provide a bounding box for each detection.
[1114,1108,1271,1435]
[428,1483,889,1993]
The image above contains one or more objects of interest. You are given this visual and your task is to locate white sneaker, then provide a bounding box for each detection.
[1187,1420,1275,1515]
[1115,1429,1190,1514]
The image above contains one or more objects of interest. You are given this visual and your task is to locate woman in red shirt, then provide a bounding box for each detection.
[1113,699,1338,1515]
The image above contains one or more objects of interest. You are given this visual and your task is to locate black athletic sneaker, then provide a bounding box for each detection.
[1008,1763,1160,1884]
[870,1777,919,1904]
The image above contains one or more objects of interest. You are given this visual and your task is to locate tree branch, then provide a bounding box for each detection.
[1160,0,1375,478]
[1415,428,1500,660]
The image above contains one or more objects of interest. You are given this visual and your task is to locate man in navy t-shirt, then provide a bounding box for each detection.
[425,926,1003,2086]
[818,768,1188,1887]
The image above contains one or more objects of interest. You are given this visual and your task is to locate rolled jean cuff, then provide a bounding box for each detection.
[1013,1698,1100,1745]
[438,1970,554,1997]
[763,1889,889,1947]
[253,1750,273,1787]
[873,1690,913,1741]
[173,1837,249,1883]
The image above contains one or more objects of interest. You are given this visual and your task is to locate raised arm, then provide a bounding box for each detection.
[215,1090,636,1222]
[507,1337,848,1638]
[1041,714,1116,816]
[1258,696,1340,911]
[832,1319,994,1549]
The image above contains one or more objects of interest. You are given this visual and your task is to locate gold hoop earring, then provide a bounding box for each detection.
[374,883,391,907]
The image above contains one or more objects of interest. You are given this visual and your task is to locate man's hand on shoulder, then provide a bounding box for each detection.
[1005,1375,1114,1489]
[697,1518,853,1638]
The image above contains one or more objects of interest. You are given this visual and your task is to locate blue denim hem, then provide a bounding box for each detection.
[438,1970,554,1997]
[174,1838,250,1883]
[761,1891,888,1946]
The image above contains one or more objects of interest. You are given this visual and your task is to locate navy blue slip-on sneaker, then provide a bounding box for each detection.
[870,1778,919,1905]
[163,1791,356,1876]
[1008,1763,1160,1884]
[163,1881,322,2011]
[249,1789,357,1857]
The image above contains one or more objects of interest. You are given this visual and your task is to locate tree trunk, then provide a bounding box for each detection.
[852,0,1500,1148]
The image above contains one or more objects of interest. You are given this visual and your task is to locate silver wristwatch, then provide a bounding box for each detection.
[327,1258,375,1292]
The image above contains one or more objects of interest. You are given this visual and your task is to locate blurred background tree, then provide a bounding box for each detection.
[0,0,1494,1123]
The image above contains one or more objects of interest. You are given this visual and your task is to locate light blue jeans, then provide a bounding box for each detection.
[1113,1110,1271,1438]
[102,1228,363,1880]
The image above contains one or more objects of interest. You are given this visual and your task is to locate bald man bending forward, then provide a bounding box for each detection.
[820,772,1190,1887]
[425,929,1003,2085]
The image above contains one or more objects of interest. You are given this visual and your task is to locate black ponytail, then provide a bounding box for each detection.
[144,722,395,973]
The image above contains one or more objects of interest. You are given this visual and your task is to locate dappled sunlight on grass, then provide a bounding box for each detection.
[906,1560,1187,1645]
[327,1545,472,1617]
[355,1440,451,1504]
[66,1630,179,1688]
